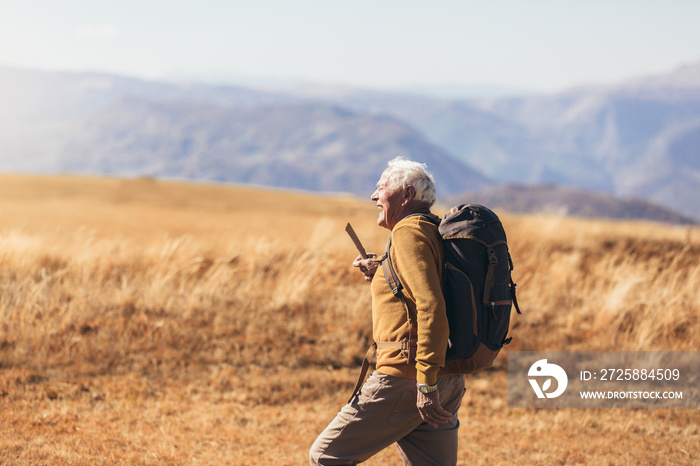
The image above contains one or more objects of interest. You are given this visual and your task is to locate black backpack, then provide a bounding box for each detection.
[381,204,521,375]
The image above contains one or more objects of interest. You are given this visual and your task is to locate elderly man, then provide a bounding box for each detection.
[310,157,465,465]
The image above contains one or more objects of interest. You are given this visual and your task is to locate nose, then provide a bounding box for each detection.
[371,189,379,201]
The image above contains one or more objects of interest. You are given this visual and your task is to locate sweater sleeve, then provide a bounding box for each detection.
[391,221,448,385]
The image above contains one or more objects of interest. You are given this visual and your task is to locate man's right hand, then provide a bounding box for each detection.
[353,254,378,281]
[417,387,454,428]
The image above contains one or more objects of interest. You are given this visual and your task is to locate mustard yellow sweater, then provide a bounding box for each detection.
[371,214,449,385]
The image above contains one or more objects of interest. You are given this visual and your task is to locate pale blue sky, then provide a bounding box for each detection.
[1,0,699,93]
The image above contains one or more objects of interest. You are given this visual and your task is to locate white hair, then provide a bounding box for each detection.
[384,156,437,207]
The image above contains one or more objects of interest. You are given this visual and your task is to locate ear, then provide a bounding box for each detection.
[403,185,416,205]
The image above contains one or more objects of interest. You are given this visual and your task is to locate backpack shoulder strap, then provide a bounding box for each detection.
[382,235,403,296]
[378,234,414,362]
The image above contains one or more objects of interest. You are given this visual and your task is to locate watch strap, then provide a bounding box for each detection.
[417,382,438,394]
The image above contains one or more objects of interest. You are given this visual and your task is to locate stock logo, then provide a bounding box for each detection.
[528,359,568,398]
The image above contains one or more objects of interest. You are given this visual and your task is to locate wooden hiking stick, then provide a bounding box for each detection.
[345,223,368,259]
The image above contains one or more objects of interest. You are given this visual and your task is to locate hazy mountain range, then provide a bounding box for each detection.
[448,184,696,225]
[0,63,698,223]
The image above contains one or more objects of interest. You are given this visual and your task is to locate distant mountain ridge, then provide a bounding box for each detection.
[299,63,700,221]
[59,97,489,197]
[0,64,698,224]
[449,184,697,225]
[0,67,489,198]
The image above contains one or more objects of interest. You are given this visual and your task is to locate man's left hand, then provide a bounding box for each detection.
[416,388,454,428]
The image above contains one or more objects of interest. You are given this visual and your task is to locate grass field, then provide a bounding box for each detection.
[0,173,698,465]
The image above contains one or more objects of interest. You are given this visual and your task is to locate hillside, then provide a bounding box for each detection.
[0,174,698,464]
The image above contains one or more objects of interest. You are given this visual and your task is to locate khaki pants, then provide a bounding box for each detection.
[310,372,466,465]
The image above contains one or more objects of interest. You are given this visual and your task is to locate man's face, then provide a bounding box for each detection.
[371,169,408,230]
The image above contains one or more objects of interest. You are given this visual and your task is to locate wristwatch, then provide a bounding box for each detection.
[417,383,438,394]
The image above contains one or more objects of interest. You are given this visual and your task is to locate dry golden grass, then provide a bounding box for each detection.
[0,173,698,465]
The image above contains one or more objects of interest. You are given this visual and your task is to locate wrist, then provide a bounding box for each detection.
[416,369,438,386]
